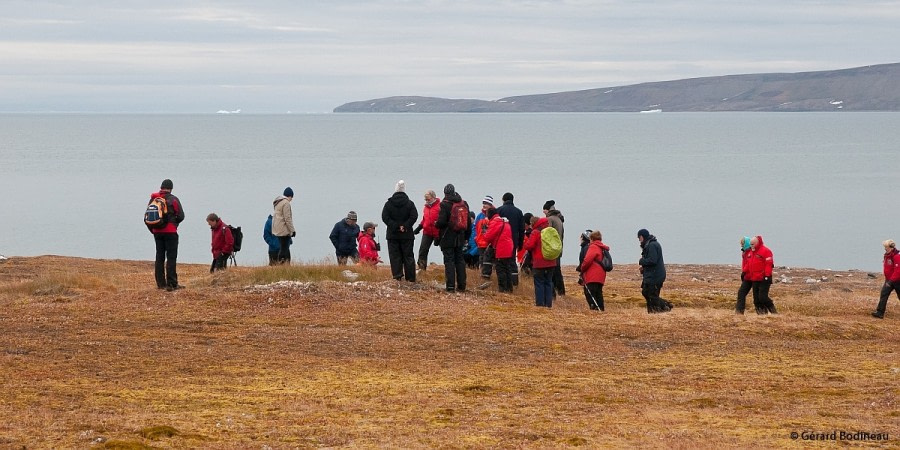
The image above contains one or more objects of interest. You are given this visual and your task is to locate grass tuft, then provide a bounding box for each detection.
[139,425,179,440]
[200,264,388,288]
[101,440,153,450]
[0,273,116,296]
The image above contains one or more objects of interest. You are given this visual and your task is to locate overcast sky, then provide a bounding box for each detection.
[1,0,898,113]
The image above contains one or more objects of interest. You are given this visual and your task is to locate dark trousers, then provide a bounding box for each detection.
[442,246,466,291]
[277,236,292,264]
[641,281,671,313]
[584,282,604,310]
[154,233,179,288]
[496,257,514,292]
[417,235,436,270]
[751,280,776,314]
[510,258,519,286]
[336,251,359,266]
[735,279,753,313]
[552,259,566,295]
[388,239,416,281]
[479,247,494,278]
[268,251,280,266]
[876,282,900,314]
[533,268,554,307]
[210,253,230,273]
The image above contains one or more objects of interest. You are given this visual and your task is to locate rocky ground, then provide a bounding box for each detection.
[0,256,897,448]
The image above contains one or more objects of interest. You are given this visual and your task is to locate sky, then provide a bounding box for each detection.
[1,0,899,113]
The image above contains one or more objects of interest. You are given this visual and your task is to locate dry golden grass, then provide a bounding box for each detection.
[0,256,897,448]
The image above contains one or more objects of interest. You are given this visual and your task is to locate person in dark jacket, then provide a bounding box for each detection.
[329,211,361,265]
[638,228,672,313]
[544,200,566,296]
[206,213,234,273]
[497,192,524,286]
[381,180,418,281]
[576,230,592,301]
[148,179,185,291]
[435,183,472,292]
[873,239,900,318]
[735,236,753,314]
[263,215,290,265]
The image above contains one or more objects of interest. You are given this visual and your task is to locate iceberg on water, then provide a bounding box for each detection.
[216,109,242,114]
[405,102,416,107]
[829,100,844,105]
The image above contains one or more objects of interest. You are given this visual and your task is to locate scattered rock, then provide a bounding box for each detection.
[867,273,878,279]
[805,278,819,284]
[342,270,360,281]
[779,275,791,284]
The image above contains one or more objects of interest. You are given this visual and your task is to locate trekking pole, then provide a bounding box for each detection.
[582,280,602,311]
[229,253,237,267]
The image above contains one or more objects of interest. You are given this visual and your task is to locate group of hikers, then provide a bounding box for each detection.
[145,178,900,319]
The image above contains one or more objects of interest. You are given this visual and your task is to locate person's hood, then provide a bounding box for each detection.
[273,195,287,206]
[547,209,564,222]
[210,218,225,230]
[150,190,170,199]
[640,234,657,248]
[755,235,765,246]
[534,217,550,230]
[741,236,751,251]
[388,191,411,206]
[426,197,441,207]
[590,240,610,251]
[443,191,462,203]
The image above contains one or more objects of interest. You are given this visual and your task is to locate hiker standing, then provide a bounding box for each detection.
[873,239,900,318]
[148,179,185,291]
[543,200,566,297]
[747,235,777,314]
[329,211,360,265]
[381,180,418,281]
[497,192,524,285]
[576,230,592,304]
[413,189,441,272]
[483,208,515,292]
[580,231,609,311]
[463,211,480,269]
[477,195,496,284]
[638,228,672,313]
[518,213,535,276]
[524,217,557,307]
[358,222,382,266]
[263,214,289,266]
[207,213,234,273]
[435,183,471,292]
[735,236,754,314]
[272,187,296,264]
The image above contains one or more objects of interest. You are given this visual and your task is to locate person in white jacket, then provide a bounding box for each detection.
[273,187,296,264]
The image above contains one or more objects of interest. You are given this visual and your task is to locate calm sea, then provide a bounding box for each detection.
[0,113,895,271]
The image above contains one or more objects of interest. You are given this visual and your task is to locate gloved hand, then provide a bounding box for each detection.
[885,280,894,289]
[291,231,296,238]
[764,276,772,284]
[414,224,423,235]
[740,272,745,281]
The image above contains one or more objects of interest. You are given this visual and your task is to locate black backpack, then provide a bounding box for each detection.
[600,248,613,272]
[227,225,243,265]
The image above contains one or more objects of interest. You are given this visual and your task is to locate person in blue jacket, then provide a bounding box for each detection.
[464,211,479,268]
[330,211,361,265]
[264,215,290,265]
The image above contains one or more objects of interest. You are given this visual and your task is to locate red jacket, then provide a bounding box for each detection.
[474,214,491,248]
[741,249,752,275]
[580,240,609,285]
[883,248,900,283]
[483,216,514,259]
[523,218,557,269]
[746,235,773,281]
[210,219,234,257]
[149,190,184,234]
[419,198,441,239]
[358,232,380,265]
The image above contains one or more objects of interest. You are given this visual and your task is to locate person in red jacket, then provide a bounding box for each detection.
[358,222,382,266]
[206,213,234,273]
[483,209,515,292]
[747,235,777,314]
[413,190,441,272]
[579,231,609,311]
[735,236,754,314]
[524,217,558,307]
[873,239,900,318]
[148,179,185,291]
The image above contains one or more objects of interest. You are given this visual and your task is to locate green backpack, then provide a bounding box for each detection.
[540,227,562,260]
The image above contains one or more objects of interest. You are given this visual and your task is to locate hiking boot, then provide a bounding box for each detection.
[767,305,778,314]
[871,311,884,319]
[735,308,745,315]
[445,287,455,293]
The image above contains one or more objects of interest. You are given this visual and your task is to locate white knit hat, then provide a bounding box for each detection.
[482,195,494,206]
[395,180,406,193]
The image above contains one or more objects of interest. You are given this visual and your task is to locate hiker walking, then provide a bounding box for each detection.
[579,231,609,311]
[329,211,360,265]
[206,213,234,273]
[272,187,296,264]
[735,236,754,314]
[497,192,524,285]
[543,200,566,297]
[524,217,558,307]
[358,222,382,266]
[147,179,185,291]
[747,235,777,314]
[263,214,289,265]
[435,183,471,292]
[381,180,418,281]
[638,229,672,313]
[413,189,441,272]
[873,239,900,319]
[483,208,515,292]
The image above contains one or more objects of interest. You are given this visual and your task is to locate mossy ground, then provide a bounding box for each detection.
[0,256,897,448]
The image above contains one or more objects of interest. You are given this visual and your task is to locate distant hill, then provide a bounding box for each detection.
[334,63,900,112]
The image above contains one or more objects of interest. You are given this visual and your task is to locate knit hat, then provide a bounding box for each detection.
[160,179,173,190]
[347,211,358,221]
[395,180,406,193]
[444,183,455,195]
[581,230,592,242]
[502,192,513,202]
[363,222,377,231]
[482,195,494,206]
[637,229,650,239]
[283,187,294,197]
[543,200,555,211]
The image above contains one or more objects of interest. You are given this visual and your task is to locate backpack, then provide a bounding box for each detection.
[540,227,562,260]
[449,200,469,232]
[227,225,243,252]
[600,248,613,272]
[144,196,169,230]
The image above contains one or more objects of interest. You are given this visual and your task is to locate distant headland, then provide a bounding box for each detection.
[334,63,900,113]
